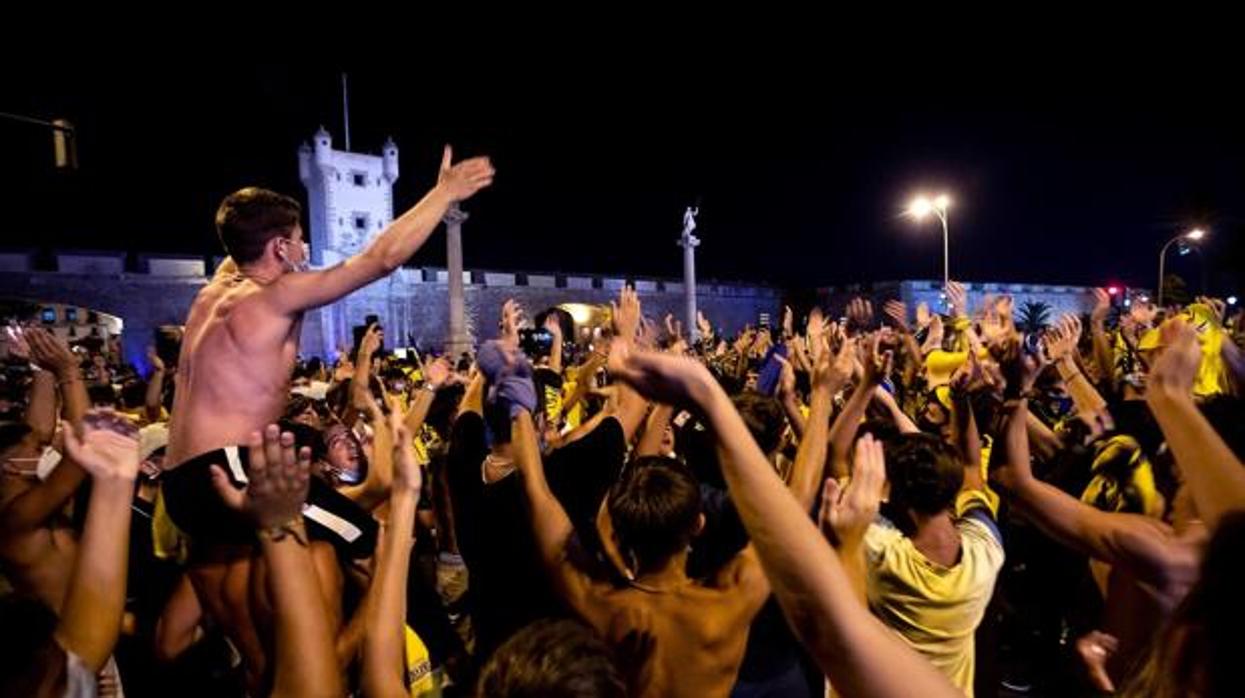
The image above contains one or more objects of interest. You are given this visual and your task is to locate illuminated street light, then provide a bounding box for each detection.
[1158,228,1208,306]
[906,193,953,290]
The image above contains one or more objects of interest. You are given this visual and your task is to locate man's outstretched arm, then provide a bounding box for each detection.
[267,147,494,314]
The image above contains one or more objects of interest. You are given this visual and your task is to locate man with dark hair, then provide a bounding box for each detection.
[158,146,492,691]
[605,457,703,576]
[214,187,304,265]
[862,431,1004,696]
[502,291,785,697]
[477,619,627,698]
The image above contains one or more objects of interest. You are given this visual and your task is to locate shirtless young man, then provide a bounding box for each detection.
[158,146,492,688]
[500,289,843,697]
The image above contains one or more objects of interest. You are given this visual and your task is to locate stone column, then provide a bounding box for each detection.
[443,204,472,357]
[679,215,701,343]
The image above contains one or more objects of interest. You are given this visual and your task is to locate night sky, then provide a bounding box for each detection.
[4,49,1243,295]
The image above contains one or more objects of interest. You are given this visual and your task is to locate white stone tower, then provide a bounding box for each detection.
[297,128,400,358]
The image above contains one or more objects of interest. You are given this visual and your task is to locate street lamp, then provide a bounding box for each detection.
[907,193,953,289]
[1157,228,1206,307]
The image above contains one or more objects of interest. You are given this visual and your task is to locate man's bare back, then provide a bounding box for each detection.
[589,561,765,698]
[166,272,301,466]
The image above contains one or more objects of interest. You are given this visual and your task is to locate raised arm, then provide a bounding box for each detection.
[145,345,167,423]
[789,337,846,510]
[1088,289,1116,391]
[828,336,890,479]
[545,314,564,375]
[992,397,1196,598]
[513,408,600,615]
[883,300,924,389]
[54,410,139,672]
[362,415,423,698]
[947,363,984,490]
[209,425,343,698]
[404,356,453,436]
[819,435,887,605]
[1146,319,1245,530]
[266,147,494,314]
[0,330,92,535]
[607,347,960,698]
[775,356,807,439]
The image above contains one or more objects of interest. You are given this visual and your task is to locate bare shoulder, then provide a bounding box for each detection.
[721,546,771,617]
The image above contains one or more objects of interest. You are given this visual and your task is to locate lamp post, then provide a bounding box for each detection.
[1157,228,1205,307]
[907,193,952,290]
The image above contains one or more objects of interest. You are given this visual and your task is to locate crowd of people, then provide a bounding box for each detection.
[1,147,1243,697]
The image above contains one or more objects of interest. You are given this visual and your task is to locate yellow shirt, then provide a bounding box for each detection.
[864,491,1004,697]
[404,625,437,696]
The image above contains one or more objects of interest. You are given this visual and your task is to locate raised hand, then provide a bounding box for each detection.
[806,310,829,365]
[1196,296,1228,324]
[826,333,856,388]
[436,145,495,203]
[846,298,874,332]
[752,327,774,356]
[663,313,684,343]
[782,305,795,339]
[27,327,79,377]
[859,333,894,387]
[611,286,641,344]
[5,325,31,360]
[820,434,886,547]
[775,355,798,402]
[945,281,968,318]
[915,302,932,329]
[882,300,909,332]
[979,301,1014,350]
[696,310,713,341]
[638,316,660,350]
[390,414,422,495]
[607,341,714,407]
[61,409,140,482]
[359,323,383,359]
[1148,319,1201,397]
[424,356,453,389]
[1090,288,1112,326]
[1076,631,1119,693]
[543,314,564,342]
[500,299,523,348]
[210,425,311,530]
[1044,314,1082,361]
[995,296,1015,329]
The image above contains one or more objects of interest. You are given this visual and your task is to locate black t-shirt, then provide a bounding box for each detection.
[446,411,626,660]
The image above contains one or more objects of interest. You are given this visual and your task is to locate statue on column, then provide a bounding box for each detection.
[682,206,699,236]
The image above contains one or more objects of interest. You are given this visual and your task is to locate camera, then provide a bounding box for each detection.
[352,314,384,358]
[519,327,555,357]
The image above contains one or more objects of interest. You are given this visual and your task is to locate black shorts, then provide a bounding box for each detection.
[161,446,378,559]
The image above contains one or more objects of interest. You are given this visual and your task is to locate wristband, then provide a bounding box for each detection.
[257,518,308,546]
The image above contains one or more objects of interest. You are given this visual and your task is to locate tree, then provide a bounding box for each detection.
[1161,273,1192,308]
[1018,301,1052,335]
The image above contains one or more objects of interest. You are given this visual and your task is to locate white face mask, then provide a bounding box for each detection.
[280,240,311,273]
